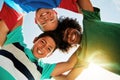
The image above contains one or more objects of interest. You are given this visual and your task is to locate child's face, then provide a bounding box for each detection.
[35,8,58,31]
[32,36,56,58]
[63,28,80,45]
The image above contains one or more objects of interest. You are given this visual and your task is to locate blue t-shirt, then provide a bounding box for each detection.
[5,0,61,13]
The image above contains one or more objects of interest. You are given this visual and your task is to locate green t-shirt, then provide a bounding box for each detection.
[38,60,56,80]
[0,67,15,80]
[75,8,120,75]
[4,26,25,46]
[4,26,37,62]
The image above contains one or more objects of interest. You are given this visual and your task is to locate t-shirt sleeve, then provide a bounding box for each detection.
[59,0,79,13]
[82,7,101,21]
[5,0,61,13]
[38,60,56,80]
[0,2,23,31]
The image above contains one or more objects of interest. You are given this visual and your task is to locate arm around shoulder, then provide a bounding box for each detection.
[51,53,77,77]
[77,0,94,12]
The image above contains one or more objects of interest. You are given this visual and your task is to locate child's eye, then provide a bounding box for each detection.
[50,19,54,21]
[41,39,46,44]
[48,47,51,52]
[50,18,55,23]
[42,22,46,26]
[48,46,53,52]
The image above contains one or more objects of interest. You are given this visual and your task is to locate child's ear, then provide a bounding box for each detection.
[34,17,37,24]
[53,10,57,14]
[33,37,38,43]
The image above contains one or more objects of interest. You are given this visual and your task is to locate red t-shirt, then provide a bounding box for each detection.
[59,0,79,13]
[0,3,23,31]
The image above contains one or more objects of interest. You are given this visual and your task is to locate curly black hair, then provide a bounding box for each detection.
[54,17,82,52]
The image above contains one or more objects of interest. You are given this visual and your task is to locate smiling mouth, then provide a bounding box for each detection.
[41,12,47,17]
[68,29,80,44]
[64,28,80,44]
[37,48,42,54]
[69,32,77,43]
[71,33,76,41]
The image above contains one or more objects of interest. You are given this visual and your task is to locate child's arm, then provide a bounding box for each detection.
[77,0,94,12]
[51,53,77,76]
[53,66,86,80]
[0,2,23,47]
[0,20,9,47]
[0,17,23,47]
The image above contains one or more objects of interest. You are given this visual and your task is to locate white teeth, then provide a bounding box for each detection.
[41,12,47,16]
[72,34,75,41]
[38,50,42,54]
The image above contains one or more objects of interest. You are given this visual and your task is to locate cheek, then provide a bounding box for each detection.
[35,14,39,21]
[49,12,55,18]
[51,14,54,18]
[32,46,37,56]
[43,51,49,56]
[67,39,71,44]
[32,44,38,54]
[43,53,48,58]
[36,18,42,24]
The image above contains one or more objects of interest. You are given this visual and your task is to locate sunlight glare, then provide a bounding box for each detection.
[75,63,120,80]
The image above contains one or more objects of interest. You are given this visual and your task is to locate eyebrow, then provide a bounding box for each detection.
[51,18,56,23]
[49,46,53,50]
[43,39,47,44]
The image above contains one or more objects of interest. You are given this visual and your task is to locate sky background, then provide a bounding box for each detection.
[0,0,120,80]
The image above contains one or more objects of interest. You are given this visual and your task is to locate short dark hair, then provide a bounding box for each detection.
[37,31,60,52]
